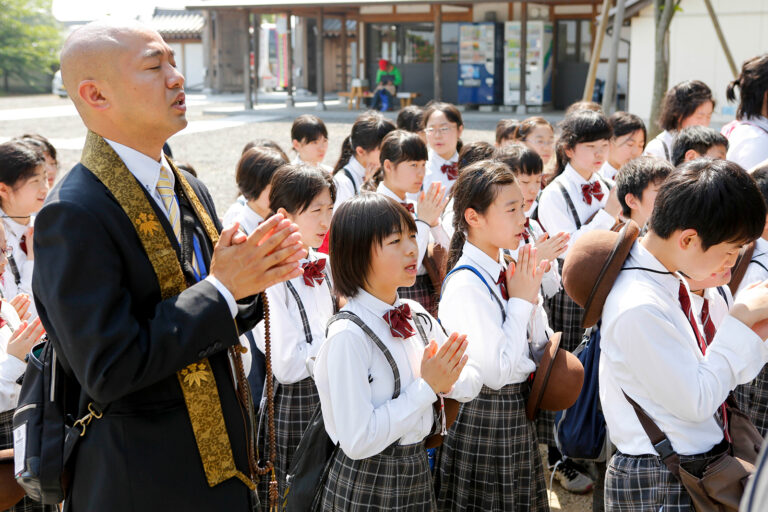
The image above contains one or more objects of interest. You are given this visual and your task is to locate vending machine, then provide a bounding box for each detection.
[457,22,503,105]
[503,21,554,107]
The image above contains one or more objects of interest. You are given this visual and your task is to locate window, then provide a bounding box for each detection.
[404,23,434,63]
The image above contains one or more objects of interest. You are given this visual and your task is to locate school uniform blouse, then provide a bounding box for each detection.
[439,241,550,390]
[423,150,459,194]
[314,290,481,460]
[600,241,768,456]
[376,182,450,276]
[537,163,615,257]
[222,195,247,228]
[263,250,333,384]
[726,116,768,171]
[690,286,731,329]
[332,156,366,212]
[0,299,25,412]
[599,161,619,181]
[0,209,34,307]
[736,238,768,298]
[293,155,333,173]
[643,130,675,161]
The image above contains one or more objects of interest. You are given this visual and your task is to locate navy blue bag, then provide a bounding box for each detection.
[554,322,606,461]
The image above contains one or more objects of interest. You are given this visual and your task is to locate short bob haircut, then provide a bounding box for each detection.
[649,158,765,250]
[241,139,289,161]
[495,118,520,144]
[751,164,768,204]
[658,80,714,131]
[291,114,329,144]
[554,110,613,175]
[379,130,428,168]
[494,143,543,176]
[236,146,287,201]
[608,111,647,143]
[0,140,45,189]
[396,105,425,133]
[330,193,416,298]
[614,156,674,218]
[671,126,729,167]
[269,163,336,215]
[458,141,496,170]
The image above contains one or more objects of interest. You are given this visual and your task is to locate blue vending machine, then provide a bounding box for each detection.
[457,22,503,105]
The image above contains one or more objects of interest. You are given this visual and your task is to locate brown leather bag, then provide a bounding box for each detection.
[625,393,760,512]
[0,448,25,509]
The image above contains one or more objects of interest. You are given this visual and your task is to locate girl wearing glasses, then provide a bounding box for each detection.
[422,102,464,194]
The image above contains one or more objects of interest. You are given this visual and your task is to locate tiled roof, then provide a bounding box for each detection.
[151,8,204,40]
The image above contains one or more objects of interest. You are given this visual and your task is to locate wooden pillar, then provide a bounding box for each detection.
[583,0,611,102]
[603,0,626,114]
[702,0,738,77]
[253,11,260,105]
[286,11,295,107]
[316,8,326,110]
[518,2,527,114]
[340,13,348,91]
[243,11,253,110]
[434,5,442,102]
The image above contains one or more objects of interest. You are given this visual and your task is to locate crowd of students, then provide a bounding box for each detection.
[5,51,768,512]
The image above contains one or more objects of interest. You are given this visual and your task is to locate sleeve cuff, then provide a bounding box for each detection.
[505,297,534,322]
[408,377,438,407]
[205,275,238,318]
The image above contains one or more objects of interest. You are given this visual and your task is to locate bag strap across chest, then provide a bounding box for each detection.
[442,264,506,322]
[285,271,334,346]
[555,181,582,229]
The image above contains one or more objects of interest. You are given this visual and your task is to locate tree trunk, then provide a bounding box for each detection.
[3,70,8,93]
[648,0,677,139]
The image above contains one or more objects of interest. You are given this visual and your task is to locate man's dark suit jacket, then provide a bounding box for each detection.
[32,159,263,511]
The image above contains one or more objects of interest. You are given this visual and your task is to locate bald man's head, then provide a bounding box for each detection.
[59,19,187,158]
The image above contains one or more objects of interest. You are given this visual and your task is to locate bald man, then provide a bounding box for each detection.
[29,20,305,511]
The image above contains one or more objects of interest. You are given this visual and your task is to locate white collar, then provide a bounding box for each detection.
[741,116,768,132]
[376,182,408,203]
[0,206,31,238]
[562,163,597,186]
[462,241,505,281]
[754,237,768,259]
[525,200,538,218]
[625,240,681,298]
[345,156,366,181]
[104,138,174,193]
[429,149,458,166]
[238,205,264,235]
[600,161,619,180]
[354,288,405,317]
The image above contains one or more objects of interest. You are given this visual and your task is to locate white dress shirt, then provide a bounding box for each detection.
[737,238,768,298]
[644,130,675,162]
[599,161,619,181]
[600,241,768,456]
[293,155,333,173]
[726,117,768,172]
[439,241,550,390]
[690,286,731,329]
[332,156,366,212]
[314,290,480,460]
[263,251,333,384]
[423,150,459,195]
[0,299,25,411]
[0,208,35,313]
[222,195,247,228]
[538,163,615,257]
[376,183,450,276]
[104,139,237,317]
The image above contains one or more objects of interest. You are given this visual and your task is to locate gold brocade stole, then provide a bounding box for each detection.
[81,131,255,490]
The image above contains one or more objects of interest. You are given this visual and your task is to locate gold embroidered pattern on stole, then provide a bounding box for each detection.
[81,130,254,490]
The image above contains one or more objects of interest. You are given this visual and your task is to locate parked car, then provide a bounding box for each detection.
[52,70,67,97]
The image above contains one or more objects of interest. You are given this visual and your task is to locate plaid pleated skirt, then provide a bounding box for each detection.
[605,442,727,512]
[399,274,437,317]
[734,364,768,437]
[435,383,549,512]
[319,441,435,511]
[1,409,57,512]
[544,287,585,354]
[257,377,319,506]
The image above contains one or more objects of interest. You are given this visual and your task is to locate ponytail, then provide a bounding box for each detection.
[333,136,355,174]
[362,167,383,192]
[446,229,466,273]
[726,78,739,103]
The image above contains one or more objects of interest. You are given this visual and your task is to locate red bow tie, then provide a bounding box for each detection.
[19,234,27,255]
[522,218,531,242]
[581,181,604,205]
[496,270,509,301]
[441,162,459,180]
[383,303,415,339]
[400,202,415,214]
[302,259,327,287]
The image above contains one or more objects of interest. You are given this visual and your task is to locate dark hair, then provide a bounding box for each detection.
[269,163,336,215]
[291,114,329,145]
[0,141,45,205]
[514,116,553,142]
[333,111,396,173]
[671,126,729,166]
[367,130,429,189]
[494,143,543,176]
[397,105,425,133]
[241,139,289,161]
[176,162,198,177]
[750,164,768,205]
[554,110,613,176]
[609,111,647,143]
[495,118,520,144]
[447,160,518,271]
[236,147,287,201]
[649,159,765,249]
[458,141,496,170]
[614,156,674,218]
[329,193,416,298]
[18,133,57,163]
[658,80,715,131]
[423,101,464,153]
[727,54,768,120]
[565,101,602,116]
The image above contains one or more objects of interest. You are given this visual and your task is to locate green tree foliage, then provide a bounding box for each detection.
[0,0,61,92]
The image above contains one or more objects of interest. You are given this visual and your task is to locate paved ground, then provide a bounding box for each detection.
[0,92,595,510]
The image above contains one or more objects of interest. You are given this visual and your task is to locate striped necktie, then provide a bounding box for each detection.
[157,166,202,279]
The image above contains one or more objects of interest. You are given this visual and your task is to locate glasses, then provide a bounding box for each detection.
[425,125,455,136]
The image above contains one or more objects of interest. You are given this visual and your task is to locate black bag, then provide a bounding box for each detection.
[12,338,101,504]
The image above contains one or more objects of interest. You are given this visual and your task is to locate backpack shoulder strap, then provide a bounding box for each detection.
[661,139,670,161]
[285,281,313,345]
[555,180,582,229]
[595,173,613,192]
[343,167,358,195]
[728,241,757,295]
[326,311,401,399]
[442,265,506,321]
